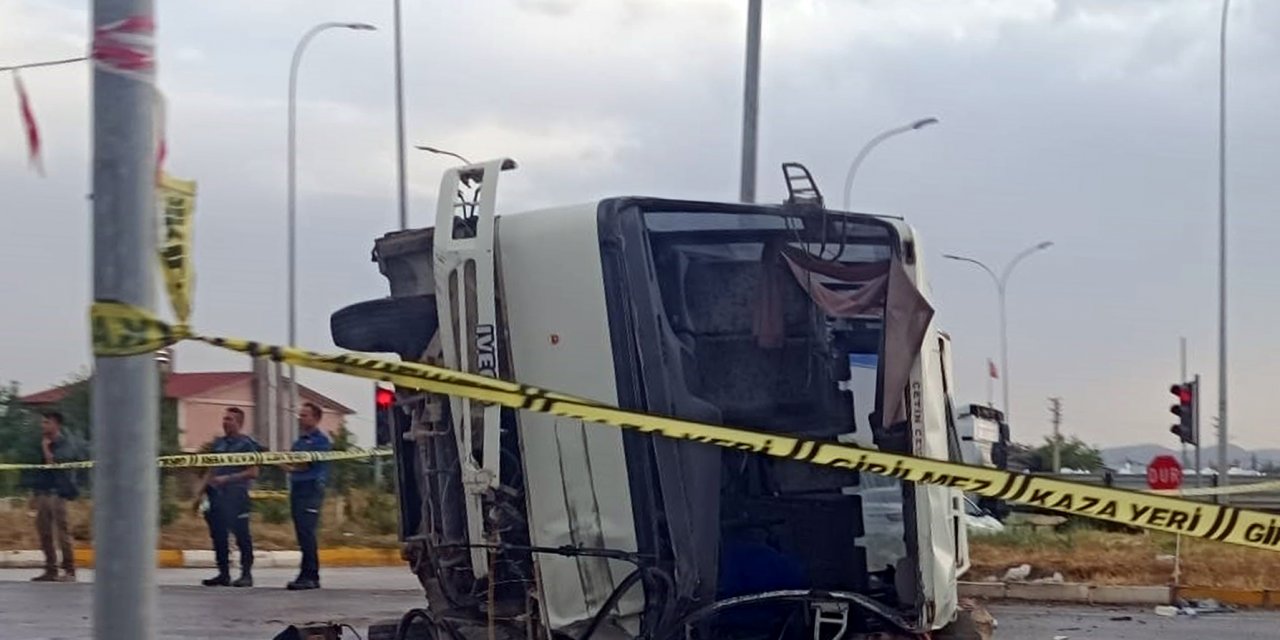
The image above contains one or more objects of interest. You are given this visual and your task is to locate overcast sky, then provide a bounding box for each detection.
[2,0,1277,450]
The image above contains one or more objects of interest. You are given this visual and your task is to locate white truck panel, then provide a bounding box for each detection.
[498,203,643,632]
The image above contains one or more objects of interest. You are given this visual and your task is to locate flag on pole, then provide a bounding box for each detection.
[988,359,999,379]
[11,71,43,175]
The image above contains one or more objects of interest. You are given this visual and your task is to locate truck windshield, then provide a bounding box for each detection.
[636,205,911,607]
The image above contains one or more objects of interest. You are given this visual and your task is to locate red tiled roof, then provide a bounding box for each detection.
[19,371,353,414]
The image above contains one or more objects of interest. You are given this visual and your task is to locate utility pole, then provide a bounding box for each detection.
[91,2,159,639]
[738,0,761,203]
[1180,338,1189,470]
[1194,373,1204,490]
[1049,397,1063,473]
[1216,0,1231,497]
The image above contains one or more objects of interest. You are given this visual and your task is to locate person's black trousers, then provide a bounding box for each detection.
[205,486,253,576]
[290,480,324,580]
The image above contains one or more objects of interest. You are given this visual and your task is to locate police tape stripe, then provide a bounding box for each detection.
[157,173,195,325]
[87,302,1280,553]
[0,447,392,471]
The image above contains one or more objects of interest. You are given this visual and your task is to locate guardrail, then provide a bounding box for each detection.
[1020,473,1280,512]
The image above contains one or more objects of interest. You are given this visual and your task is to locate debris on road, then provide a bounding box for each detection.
[1002,564,1033,581]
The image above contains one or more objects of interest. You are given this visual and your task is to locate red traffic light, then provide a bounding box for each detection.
[1170,384,1192,405]
[375,387,395,409]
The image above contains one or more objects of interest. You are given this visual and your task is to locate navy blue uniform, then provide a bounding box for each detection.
[205,434,259,577]
[289,429,331,582]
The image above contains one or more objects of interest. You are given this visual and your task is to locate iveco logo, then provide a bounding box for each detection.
[476,324,498,377]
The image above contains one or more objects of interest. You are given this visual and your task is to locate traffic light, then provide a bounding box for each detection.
[1169,379,1198,445]
[375,386,395,446]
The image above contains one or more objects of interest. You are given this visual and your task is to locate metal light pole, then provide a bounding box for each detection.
[943,241,1054,424]
[842,117,939,210]
[1216,0,1231,494]
[739,0,762,203]
[416,145,473,165]
[287,21,376,447]
[393,0,408,230]
[92,1,159,638]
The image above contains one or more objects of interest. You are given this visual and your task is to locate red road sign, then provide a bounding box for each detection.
[1147,454,1183,491]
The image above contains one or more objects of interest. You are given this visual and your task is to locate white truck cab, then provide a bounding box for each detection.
[331,161,980,639]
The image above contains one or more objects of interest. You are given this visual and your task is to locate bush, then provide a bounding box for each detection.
[158,475,182,527]
[254,496,291,525]
[359,491,398,535]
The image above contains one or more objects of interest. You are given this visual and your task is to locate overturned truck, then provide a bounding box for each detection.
[331,161,982,639]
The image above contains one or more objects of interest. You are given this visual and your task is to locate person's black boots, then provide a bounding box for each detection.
[285,577,320,591]
[201,573,231,587]
[232,572,253,588]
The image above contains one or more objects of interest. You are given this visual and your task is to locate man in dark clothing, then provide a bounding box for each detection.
[283,402,331,591]
[20,411,83,582]
[194,407,259,587]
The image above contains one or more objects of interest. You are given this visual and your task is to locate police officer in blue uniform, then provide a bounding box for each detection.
[196,407,260,587]
[284,402,331,590]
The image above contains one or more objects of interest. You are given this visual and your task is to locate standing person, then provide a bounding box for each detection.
[285,402,331,591]
[194,407,259,587]
[20,411,83,582]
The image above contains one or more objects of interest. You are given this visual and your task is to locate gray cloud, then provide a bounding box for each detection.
[2,0,1276,450]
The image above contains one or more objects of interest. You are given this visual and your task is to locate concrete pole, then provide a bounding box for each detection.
[1216,0,1231,496]
[1049,397,1062,473]
[738,0,761,203]
[1180,337,1189,470]
[1194,374,1204,490]
[91,1,159,638]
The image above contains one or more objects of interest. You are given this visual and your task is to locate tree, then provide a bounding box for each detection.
[1028,435,1103,473]
[44,370,181,454]
[0,382,38,496]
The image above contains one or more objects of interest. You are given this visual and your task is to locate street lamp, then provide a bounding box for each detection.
[739,0,763,203]
[1215,0,1232,495]
[842,117,939,210]
[286,21,376,449]
[415,145,473,166]
[943,240,1053,424]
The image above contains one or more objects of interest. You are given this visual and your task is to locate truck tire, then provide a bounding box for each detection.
[366,618,434,640]
[330,295,438,361]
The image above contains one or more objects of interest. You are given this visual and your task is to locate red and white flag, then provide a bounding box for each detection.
[987,359,999,379]
[12,71,43,175]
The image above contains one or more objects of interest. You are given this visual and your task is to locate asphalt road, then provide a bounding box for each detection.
[3,569,1279,639]
[990,603,1280,640]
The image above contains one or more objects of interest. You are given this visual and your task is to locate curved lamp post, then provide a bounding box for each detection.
[943,240,1054,423]
[286,21,377,444]
[842,117,939,210]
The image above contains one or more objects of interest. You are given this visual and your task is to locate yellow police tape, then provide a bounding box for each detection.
[157,173,195,325]
[84,301,1280,554]
[0,446,392,471]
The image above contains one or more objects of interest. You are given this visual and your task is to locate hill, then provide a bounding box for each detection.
[1100,443,1280,470]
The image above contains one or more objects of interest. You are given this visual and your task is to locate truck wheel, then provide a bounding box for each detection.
[330,295,438,360]
[366,618,434,640]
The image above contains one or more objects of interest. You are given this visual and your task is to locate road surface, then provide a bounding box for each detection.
[2,569,1279,638]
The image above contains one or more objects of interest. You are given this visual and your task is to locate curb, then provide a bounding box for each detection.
[961,582,1280,608]
[0,548,402,569]
[961,582,1172,606]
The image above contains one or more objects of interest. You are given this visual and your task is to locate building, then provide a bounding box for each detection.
[20,371,353,452]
